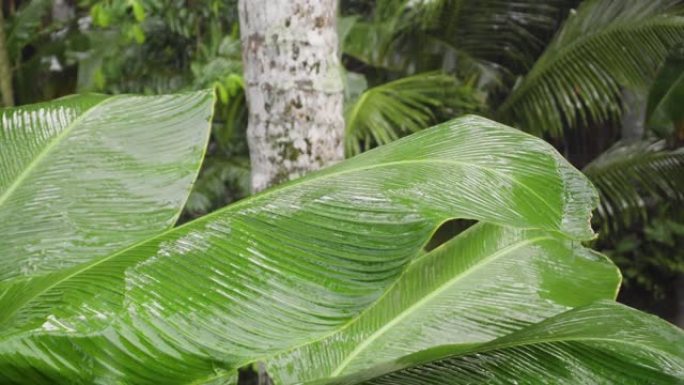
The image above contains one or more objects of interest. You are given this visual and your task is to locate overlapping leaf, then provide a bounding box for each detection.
[0,91,214,280]
[267,223,619,384]
[318,302,684,385]
[0,115,598,384]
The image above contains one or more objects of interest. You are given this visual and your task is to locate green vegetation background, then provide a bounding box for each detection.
[2,0,683,323]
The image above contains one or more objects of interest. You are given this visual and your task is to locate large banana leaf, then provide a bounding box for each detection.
[317,301,684,385]
[0,115,600,384]
[498,0,684,136]
[0,91,214,281]
[267,223,620,384]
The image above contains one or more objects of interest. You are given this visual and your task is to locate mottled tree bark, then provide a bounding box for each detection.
[0,6,15,107]
[238,0,345,192]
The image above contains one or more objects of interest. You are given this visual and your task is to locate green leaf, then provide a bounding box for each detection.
[343,20,402,70]
[0,91,214,280]
[345,72,478,156]
[498,0,684,136]
[338,16,358,48]
[91,4,112,28]
[129,24,146,44]
[647,46,684,135]
[339,1,409,69]
[342,70,368,104]
[0,115,598,384]
[316,301,684,385]
[267,223,620,384]
[408,0,576,69]
[6,0,53,56]
[345,1,575,72]
[583,139,684,233]
[129,0,146,22]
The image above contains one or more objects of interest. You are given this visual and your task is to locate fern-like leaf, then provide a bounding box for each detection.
[409,0,577,70]
[583,139,684,233]
[498,0,684,136]
[344,72,479,156]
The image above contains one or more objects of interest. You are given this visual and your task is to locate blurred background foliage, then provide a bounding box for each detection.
[1,0,683,323]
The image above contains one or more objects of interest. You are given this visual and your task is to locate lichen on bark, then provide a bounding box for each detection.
[239,0,345,192]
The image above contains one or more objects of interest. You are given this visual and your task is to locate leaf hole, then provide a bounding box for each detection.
[424,219,477,252]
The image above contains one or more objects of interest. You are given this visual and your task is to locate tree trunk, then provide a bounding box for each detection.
[0,5,15,107]
[238,0,345,193]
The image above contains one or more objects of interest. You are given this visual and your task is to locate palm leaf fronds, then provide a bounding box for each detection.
[409,0,577,70]
[6,0,53,56]
[647,45,684,137]
[344,72,480,156]
[499,0,684,136]
[583,139,684,233]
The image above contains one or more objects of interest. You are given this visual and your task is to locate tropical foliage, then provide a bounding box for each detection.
[344,72,481,156]
[318,302,683,385]
[0,3,683,383]
[601,206,684,305]
[337,0,684,304]
[498,0,684,135]
[0,93,682,384]
[5,0,683,236]
[583,139,684,233]
[1,0,250,219]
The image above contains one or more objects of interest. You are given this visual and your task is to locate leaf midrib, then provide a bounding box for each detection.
[0,97,113,209]
[366,335,684,384]
[328,235,550,376]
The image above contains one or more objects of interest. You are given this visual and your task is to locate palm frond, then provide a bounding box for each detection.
[647,45,684,137]
[344,1,575,76]
[343,19,402,70]
[408,0,577,71]
[583,139,684,234]
[344,72,480,156]
[498,0,684,136]
[6,0,53,56]
[339,0,407,69]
